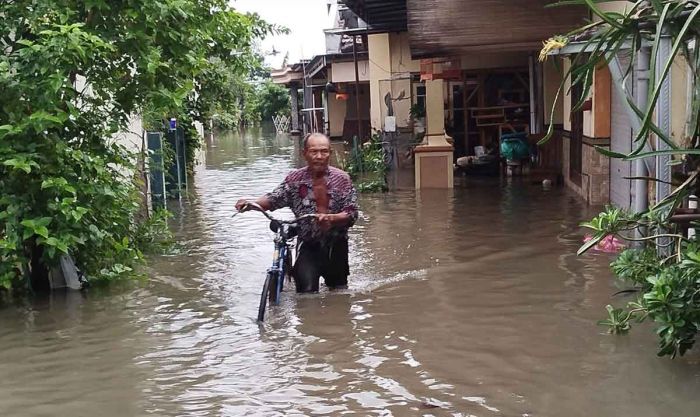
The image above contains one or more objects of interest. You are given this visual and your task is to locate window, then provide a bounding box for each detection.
[413,83,426,110]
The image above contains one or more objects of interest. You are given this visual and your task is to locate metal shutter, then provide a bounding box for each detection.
[610,53,634,210]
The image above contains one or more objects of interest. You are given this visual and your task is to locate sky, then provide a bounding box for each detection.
[231,0,331,68]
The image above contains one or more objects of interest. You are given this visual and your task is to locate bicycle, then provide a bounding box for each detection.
[233,203,316,322]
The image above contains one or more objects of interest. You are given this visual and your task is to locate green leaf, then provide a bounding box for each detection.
[16,39,35,47]
[3,158,35,174]
[35,226,50,239]
[43,237,68,254]
[72,208,87,221]
[0,125,19,138]
[29,110,66,125]
[20,219,35,229]
[635,4,700,148]
[35,217,53,228]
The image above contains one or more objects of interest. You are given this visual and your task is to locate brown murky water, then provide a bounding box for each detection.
[2,128,700,417]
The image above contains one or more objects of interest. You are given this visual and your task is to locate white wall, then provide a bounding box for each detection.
[368,33,392,130]
[671,54,690,146]
[543,58,564,125]
[331,61,370,83]
[111,114,144,156]
[390,32,420,75]
[328,92,347,137]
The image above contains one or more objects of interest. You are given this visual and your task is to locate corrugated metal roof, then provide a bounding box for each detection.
[407,0,587,58]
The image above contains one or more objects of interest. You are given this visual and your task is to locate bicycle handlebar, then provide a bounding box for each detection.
[233,202,317,225]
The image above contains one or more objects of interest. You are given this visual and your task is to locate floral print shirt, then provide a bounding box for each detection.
[266,166,358,243]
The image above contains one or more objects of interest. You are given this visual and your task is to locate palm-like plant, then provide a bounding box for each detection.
[541,0,700,357]
[542,1,698,154]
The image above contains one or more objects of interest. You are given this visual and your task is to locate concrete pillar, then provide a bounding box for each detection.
[414,78,454,189]
[289,85,300,132]
[424,79,450,146]
[368,33,391,131]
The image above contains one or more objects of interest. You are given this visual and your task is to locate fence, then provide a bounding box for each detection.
[272,114,291,134]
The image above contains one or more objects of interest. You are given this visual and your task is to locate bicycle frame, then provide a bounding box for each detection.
[268,228,292,305]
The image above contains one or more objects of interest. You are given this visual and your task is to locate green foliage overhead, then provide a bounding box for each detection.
[541,1,699,152]
[0,1,273,290]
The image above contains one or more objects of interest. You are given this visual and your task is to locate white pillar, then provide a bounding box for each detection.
[424,79,450,146]
[415,78,453,189]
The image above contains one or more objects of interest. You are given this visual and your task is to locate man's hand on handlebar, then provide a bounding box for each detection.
[315,213,333,230]
[235,199,251,212]
[236,197,272,213]
[316,213,351,230]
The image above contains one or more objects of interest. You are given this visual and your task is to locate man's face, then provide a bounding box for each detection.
[304,135,331,174]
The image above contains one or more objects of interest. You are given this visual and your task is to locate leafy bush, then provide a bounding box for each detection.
[0,1,273,292]
[347,134,388,178]
[584,205,700,357]
[602,243,700,357]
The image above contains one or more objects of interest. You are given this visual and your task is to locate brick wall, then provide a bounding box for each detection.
[561,132,611,205]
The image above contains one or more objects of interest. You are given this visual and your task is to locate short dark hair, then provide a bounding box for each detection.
[302,132,330,149]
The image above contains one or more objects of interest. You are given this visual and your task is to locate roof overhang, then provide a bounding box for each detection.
[407,0,587,58]
[304,52,370,80]
[305,55,329,79]
[340,0,407,33]
[270,66,304,85]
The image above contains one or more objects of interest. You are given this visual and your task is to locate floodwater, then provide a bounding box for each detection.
[2,128,700,417]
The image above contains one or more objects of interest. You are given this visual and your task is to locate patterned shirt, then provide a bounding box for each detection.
[266,166,358,243]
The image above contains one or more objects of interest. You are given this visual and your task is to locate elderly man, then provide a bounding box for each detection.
[235,133,358,292]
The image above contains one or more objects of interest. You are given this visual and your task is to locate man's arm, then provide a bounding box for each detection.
[317,178,358,228]
[236,178,289,212]
[235,196,273,212]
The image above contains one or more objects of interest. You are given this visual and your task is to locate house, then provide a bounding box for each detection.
[340,0,586,190]
[550,2,693,209]
[271,62,305,134]
[339,0,693,212]
[272,2,371,141]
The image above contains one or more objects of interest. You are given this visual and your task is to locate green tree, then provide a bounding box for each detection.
[0,1,273,291]
[257,81,291,122]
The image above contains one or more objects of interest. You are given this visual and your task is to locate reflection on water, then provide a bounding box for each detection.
[1,127,700,417]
